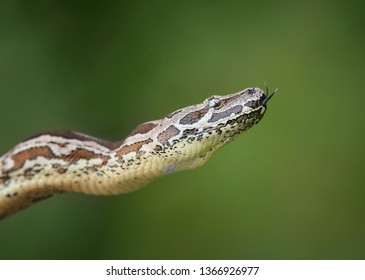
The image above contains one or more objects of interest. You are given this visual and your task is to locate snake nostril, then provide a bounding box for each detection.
[247,88,255,95]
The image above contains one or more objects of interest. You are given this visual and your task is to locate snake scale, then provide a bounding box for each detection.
[0,87,275,219]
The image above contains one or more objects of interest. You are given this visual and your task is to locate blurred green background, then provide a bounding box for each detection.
[0,0,364,259]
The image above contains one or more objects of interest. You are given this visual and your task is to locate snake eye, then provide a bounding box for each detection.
[208,97,221,109]
[248,88,255,95]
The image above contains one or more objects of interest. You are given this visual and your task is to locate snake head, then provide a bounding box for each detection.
[203,86,275,124]
[158,86,276,174]
[161,86,275,155]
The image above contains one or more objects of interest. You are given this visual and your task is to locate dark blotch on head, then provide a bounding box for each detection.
[179,106,209,125]
[244,100,261,109]
[208,105,243,123]
[218,94,241,107]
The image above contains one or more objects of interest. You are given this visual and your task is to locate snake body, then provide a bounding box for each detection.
[0,87,274,219]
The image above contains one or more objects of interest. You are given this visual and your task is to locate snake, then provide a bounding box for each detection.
[0,86,275,219]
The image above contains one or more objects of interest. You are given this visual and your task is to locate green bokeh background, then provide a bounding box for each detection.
[0,0,364,259]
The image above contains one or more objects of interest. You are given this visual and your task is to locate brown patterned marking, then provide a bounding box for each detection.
[157,125,180,144]
[10,146,54,171]
[128,122,158,137]
[116,139,153,158]
[219,94,242,107]
[204,92,245,112]
[179,106,209,125]
[26,130,116,149]
[208,105,243,123]
[64,148,109,165]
